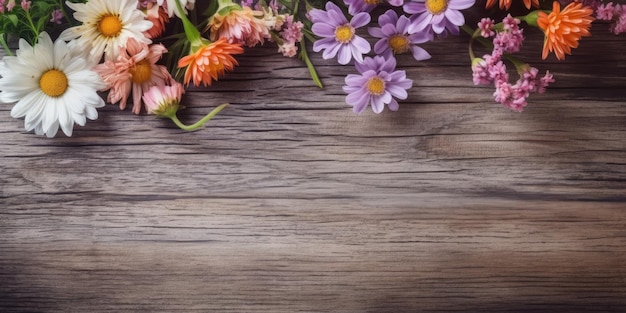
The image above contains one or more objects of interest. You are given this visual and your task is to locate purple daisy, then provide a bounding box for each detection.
[368,9,432,61]
[310,2,371,65]
[404,0,475,35]
[343,56,413,114]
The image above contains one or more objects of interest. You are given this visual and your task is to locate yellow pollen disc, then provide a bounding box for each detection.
[130,60,153,84]
[97,14,123,38]
[364,0,381,4]
[389,35,410,54]
[335,25,354,43]
[39,69,68,97]
[366,77,385,96]
[425,0,448,14]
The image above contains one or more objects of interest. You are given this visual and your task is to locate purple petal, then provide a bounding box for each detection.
[408,13,431,33]
[444,9,465,26]
[347,91,371,114]
[397,15,411,33]
[312,23,337,37]
[387,99,399,111]
[368,27,384,38]
[371,96,385,113]
[378,10,398,27]
[403,2,426,14]
[374,39,390,55]
[345,74,369,86]
[381,91,392,104]
[410,46,431,61]
[432,16,446,34]
[381,24,397,37]
[351,36,371,54]
[381,57,397,73]
[387,83,409,99]
[337,45,352,65]
[448,0,475,10]
[408,31,433,44]
[313,37,337,52]
[328,6,348,25]
[308,9,327,23]
[322,42,342,59]
[350,12,371,28]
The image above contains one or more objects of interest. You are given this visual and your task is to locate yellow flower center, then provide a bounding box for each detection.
[97,14,123,38]
[335,25,354,43]
[130,60,153,84]
[425,0,448,14]
[389,35,410,54]
[39,69,68,97]
[366,77,385,96]
[364,0,382,4]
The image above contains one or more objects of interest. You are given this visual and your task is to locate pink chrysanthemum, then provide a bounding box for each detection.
[95,38,172,114]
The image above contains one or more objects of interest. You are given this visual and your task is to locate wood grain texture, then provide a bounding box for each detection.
[1,19,625,312]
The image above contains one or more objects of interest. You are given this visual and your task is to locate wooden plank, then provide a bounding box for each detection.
[1,18,625,312]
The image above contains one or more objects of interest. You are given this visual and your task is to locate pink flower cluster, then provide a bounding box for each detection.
[236,0,304,57]
[596,2,626,35]
[472,15,554,112]
[0,0,29,13]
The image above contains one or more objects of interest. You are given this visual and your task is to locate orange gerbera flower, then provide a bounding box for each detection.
[537,1,595,60]
[177,38,244,87]
[485,0,539,10]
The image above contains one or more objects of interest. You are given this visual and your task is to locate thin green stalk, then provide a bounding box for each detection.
[168,103,229,131]
[299,39,323,88]
[24,10,40,44]
[56,0,74,26]
[0,34,14,56]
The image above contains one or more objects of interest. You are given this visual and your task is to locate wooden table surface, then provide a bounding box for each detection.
[1,20,625,312]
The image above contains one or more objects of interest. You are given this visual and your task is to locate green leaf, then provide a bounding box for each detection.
[299,39,323,88]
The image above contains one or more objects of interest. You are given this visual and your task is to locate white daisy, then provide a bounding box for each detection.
[0,32,107,137]
[157,0,196,18]
[59,0,153,61]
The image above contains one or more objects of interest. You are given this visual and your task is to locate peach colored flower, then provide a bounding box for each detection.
[95,38,172,114]
[485,0,539,10]
[207,6,270,47]
[177,38,244,87]
[144,4,170,39]
[537,1,594,60]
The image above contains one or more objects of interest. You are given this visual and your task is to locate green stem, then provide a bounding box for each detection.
[174,0,201,44]
[299,39,323,88]
[56,0,74,26]
[24,10,40,44]
[0,34,14,56]
[168,103,229,131]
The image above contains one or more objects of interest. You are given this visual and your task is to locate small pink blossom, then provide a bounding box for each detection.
[477,18,495,38]
[6,0,15,12]
[50,9,64,24]
[143,83,185,116]
[595,2,626,35]
[20,0,30,11]
[493,15,524,54]
[280,15,304,43]
[278,42,298,57]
